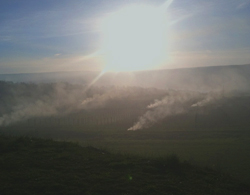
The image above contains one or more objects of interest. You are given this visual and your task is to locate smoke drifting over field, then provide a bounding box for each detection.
[191,93,221,107]
[0,70,247,128]
[128,91,223,130]
[0,100,57,126]
[0,82,165,126]
[80,87,133,110]
[0,82,87,126]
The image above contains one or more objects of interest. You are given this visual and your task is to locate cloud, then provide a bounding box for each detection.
[237,1,250,9]
[166,48,250,69]
[0,54,103,74]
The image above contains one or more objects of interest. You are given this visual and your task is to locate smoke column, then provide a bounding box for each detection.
[0,100,58,126]
[191,93,221,107]
[128,91,222,130]
[0,82,86,126]
[0,83,146,126]
[80,86,136,109]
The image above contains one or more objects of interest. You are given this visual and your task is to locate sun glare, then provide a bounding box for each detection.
[99,4,169,72]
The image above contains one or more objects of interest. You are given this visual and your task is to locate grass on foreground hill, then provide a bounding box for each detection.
[0,135,249,195]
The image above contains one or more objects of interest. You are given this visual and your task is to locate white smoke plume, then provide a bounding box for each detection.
[80,87,128,109]
[0,80,224,127]
[128,91,222,130]
[191,92,221,107]
[80,86,155,109]
[0,82,87,126]
[0,100,58,126]
[0,82,162,126]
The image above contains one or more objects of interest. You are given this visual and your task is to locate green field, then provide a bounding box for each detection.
[0,135,249,195]
[1,82,250,186]
[1,95,250,185]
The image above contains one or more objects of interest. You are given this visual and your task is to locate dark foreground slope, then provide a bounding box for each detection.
[0,136,249,195]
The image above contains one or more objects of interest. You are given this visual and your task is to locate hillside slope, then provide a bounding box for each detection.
[0,136,249,195]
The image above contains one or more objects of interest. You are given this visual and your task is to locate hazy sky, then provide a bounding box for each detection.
[0,0,250,74]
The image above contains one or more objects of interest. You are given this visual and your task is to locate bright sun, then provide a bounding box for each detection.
[99,4,169,72]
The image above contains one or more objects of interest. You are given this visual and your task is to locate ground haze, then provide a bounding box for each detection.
[0,65,250,194]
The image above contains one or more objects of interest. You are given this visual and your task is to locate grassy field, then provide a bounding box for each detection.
[0,135,249,195]
[1,123,250,185]
[1,94,250,186]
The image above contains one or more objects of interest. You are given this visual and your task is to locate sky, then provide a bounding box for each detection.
[0,0,250,74]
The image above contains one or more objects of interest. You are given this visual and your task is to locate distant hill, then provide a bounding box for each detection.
[0,71,98,84]
[1,64,250,91]
[133,64,250,91]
